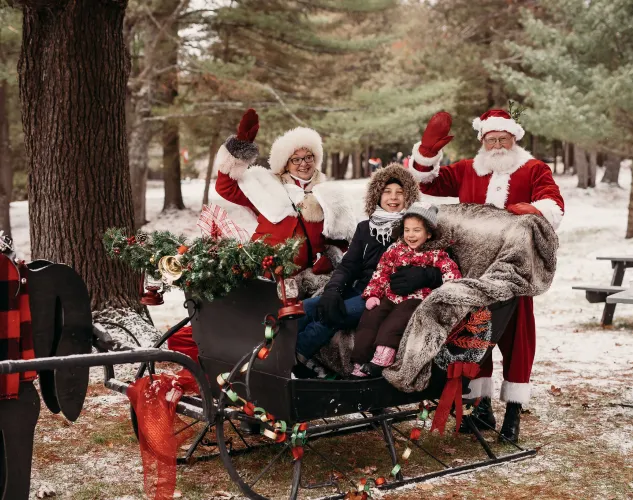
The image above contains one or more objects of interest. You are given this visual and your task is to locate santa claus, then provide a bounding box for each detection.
[406,109,564,442]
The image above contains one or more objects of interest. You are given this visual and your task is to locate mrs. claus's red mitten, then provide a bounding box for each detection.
[506,203,542,217]
[236,108,259,142]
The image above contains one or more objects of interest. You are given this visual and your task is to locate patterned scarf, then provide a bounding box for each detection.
[369,206,404,245]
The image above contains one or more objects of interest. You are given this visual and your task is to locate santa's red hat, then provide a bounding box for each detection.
[472,109,525,141]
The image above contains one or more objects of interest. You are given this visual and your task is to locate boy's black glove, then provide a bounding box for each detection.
[390,266,443,296]
[316,289,347,327]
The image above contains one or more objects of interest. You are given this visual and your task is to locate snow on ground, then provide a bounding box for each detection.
[10,165,633,498]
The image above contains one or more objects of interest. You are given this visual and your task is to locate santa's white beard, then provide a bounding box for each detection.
[474,145,521,174]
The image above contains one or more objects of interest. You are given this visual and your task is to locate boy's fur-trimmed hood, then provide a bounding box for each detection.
[364,163,420,217]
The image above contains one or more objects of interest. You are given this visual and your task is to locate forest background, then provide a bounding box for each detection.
[1,0,632,315]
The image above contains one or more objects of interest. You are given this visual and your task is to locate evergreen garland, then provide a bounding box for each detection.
[103,228,302,302]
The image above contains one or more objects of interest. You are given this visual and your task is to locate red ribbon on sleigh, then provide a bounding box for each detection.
[430,361,480,435]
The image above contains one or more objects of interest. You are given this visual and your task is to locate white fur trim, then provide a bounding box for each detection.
[237,167,356,239]
[485,172,511,209]
[215,144,250,181]
[411,141,443,167]
[531,198,564,231]
[472,145,533,176]
[500,381,531,404]
[464,377,494,400]
[409,142,442,184]
[269,127,323,175]
[312,182,357,241]
[473,116,525,141]
[238,166,296,223]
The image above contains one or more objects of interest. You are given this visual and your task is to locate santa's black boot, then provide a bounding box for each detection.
[459,397,496,433]
[499,402,521,443]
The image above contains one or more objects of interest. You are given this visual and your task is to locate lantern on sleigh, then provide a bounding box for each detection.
[140,272,164,306]
[275,269,305,320]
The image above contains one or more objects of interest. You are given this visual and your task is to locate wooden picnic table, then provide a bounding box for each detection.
[572,256,633,326]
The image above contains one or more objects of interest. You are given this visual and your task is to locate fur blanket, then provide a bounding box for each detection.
[316,203,559,392]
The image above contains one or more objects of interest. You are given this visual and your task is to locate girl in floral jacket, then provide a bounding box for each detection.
[351,201,461,377]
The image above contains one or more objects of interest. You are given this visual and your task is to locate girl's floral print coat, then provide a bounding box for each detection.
[361,241,461,304]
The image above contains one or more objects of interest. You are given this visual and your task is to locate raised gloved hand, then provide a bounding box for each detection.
[390,266,443,296]
[365,297,381,310]
[236,108,259,142]
[506,203,542,217]
[316,289,347,326]
[417,111,454,160]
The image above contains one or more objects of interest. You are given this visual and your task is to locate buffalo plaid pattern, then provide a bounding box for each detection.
[0,254,36,399]
[197,203,250,243]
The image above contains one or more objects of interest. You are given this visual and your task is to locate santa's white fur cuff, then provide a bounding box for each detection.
[532,198,564,231]
[500,381,531,405]
[464,377,495,400]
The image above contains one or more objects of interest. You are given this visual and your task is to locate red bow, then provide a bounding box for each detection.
[430,362,480,435]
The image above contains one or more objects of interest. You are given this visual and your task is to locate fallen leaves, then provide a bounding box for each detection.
[36,485,56,498]
[549,385,563,396]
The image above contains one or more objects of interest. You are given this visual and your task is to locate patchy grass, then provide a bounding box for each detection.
[29,379,633,499]
[71,481,144,500]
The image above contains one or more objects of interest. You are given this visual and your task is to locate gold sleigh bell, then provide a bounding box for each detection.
[158,255,183,283]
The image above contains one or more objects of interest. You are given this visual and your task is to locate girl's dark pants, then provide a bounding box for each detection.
[351,298,422,363]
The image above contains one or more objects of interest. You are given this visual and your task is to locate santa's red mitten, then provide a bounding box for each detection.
[414,112,454,170]
[312,253,334,275]
[236,108,259,142]
[506,203,542,217]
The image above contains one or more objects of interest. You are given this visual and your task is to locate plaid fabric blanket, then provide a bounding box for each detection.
[0,253,37,399]
[197,203,250,243]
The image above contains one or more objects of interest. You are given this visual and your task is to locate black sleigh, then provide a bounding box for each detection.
[0,263,535,500]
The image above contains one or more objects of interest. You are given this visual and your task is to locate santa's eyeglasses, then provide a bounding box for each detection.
[289,154,315,165]
[483,137,512,146]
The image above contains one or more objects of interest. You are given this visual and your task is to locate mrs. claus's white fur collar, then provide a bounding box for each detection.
[237,166,356,241]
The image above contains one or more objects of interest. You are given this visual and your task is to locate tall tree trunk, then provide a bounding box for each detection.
[330,152,340,180]
[339,153,350,179]
[156,0,185,211]
[575,146,591,189]
[627,171,633,238]
[202,132,221,206]
[563,142,575,174]
[0,79,11,238]
[364,144,371,177]
[128,86,153,229]
[553,140,558,174]
[19,0,139,311]
[601,153,621,186]
[352,150,362,179]
[588,150,597,188]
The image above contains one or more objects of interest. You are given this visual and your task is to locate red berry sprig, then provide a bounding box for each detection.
[262,256,275,269]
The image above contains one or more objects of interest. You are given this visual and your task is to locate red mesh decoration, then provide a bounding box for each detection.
[166,326,200,393]
[127,374,196,500]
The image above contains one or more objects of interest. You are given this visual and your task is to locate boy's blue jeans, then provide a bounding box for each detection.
[296,290,366,359]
